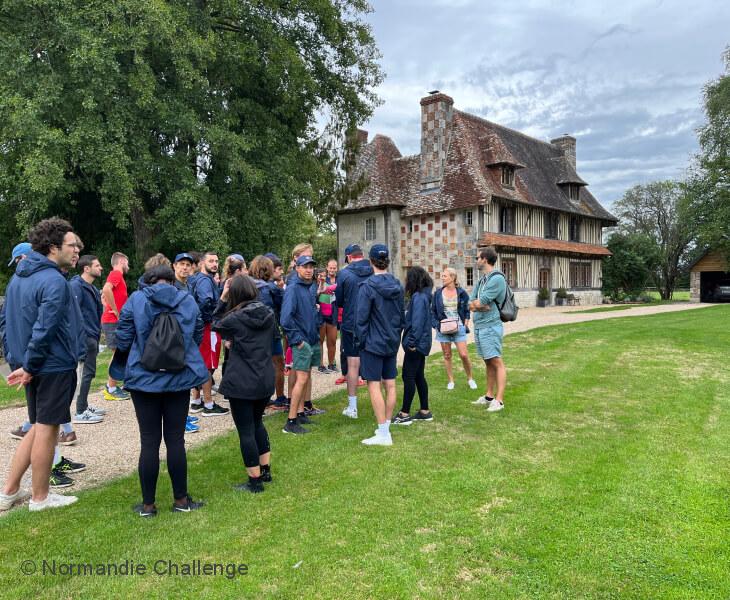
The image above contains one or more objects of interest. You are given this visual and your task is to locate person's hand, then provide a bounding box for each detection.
[221,277,232,300]
[224,340,232,350]
[7,368,32,389]
[297,342,305,349]
[408,346,416,352]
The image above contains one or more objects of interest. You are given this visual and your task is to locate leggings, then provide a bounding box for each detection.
[131,390,189,505]
[229,397,271,468]
[401,350,429,413]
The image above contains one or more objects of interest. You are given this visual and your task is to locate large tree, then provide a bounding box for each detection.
[613,181,696,299]
[602,232,660,300]
[0,0,382,270]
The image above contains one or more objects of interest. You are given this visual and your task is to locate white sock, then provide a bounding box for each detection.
[61,422,73,434]
[377,422,390,437]
[204,401,214,409]
[348,396,357,410]
[107,385,117,392]
[52,446,61,467]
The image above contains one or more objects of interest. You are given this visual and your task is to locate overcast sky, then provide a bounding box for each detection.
[363,0,729,209]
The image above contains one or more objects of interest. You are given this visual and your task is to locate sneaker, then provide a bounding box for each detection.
[317,365,328,374]
[361,433,393,446]
[202,403,230,417]
[357,378,367,387]
[49,469,75,488]
[87,404,107,416]
[133,503,157,518]
[468,379,478,390]
[304,405,326,416]
[447,381,455,391]
[342,406,358,419]
[260,466,272,483]
[58,431,78,446]
[29,492,78,511]
[189,401,204,414]
[172,495,204,513]
[282,421,309,435]
[72,409,103,424]
[487,400,504,412]
[0,488,31,511]
[55,456,86,474]
[9,426,28,440]
[413,411,434,422]
[103,386,130,401]
[234,478,265,493]
[211,384,219,395]
[335,376,346,385]
[472,395,493,405]
[187,415,200,423]
[185,420,200,434]
[297,414,313,425]
[392,413,413,426]
[328,363,338,373]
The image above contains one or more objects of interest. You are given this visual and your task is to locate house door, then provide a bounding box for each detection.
[538,268,550,290]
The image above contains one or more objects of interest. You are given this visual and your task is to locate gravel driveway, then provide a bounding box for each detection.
[0,302,712,495]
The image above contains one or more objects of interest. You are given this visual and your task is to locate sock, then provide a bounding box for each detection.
[377,422,390,437]
[348,396,357,410]
[190,398,202,406]
[304,401,313,410]
[204,401,214,409]
[61,423,73,434]
[107,385,118,392]
[52,446,61,468]
[21,421,32,433]
[261,464,271,474]
[486,396,494,402]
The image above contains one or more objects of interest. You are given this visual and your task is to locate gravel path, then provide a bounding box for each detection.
[0,302,712,495]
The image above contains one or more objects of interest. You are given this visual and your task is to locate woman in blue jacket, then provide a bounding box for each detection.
[116,265,209,517]
[393,267,434,426]
[432,268,477,391]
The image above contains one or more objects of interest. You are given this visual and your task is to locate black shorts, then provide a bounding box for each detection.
[359,349,397,382]
[341,329,359,358]
[26,370,77,425]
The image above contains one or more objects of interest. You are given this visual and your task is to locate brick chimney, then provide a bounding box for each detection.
[420,91,454,190]
[356,129,368,145]
[551,134,576,169]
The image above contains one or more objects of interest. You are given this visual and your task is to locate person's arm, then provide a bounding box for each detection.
[212,298,228,321]
[459,287,471,325]
[23,278,68,375]
[280,288,302,347]
[355,285,372,345]
[431,289,441,329]
[212,310,236,341]
[334,271,346,307]
[192,304,204,346]
[0,300,9,362]
[102,279,118,318]
[198,277,216,324]
[114,298,136,352]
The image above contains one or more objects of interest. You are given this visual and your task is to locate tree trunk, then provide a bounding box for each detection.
[130,204,156,262]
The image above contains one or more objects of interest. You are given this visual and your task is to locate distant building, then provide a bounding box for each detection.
[689,248,729,302]
[337,92,618,306]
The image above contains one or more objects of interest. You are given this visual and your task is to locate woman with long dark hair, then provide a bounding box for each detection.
[393,266,434,425]
[213,276,277,493]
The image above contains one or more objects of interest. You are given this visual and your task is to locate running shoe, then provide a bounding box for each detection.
[172,495,204,513]
[8,426,28,440]
[189,401,204,414]
[55,456,86,474]
[49,469,75,488]
[334,376,347,385]
[133,503,157,518]
[392,413,413,426]
[72,409,103,424]
[103,386,130,401]
[412,411,434,422]
[202,403,230,417]
[0,488,31,511]
[29,493,78,511]
[58,431,78,446]
[282,421,309,435]
[185,420,200,434]
[304,405,326,416]
[87,404,107,416]
[342,406,358,419]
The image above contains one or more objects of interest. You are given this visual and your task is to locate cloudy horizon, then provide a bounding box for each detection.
[363,0,729,209]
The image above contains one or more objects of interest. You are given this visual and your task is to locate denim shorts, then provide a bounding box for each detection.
[435,321,468,344]
[474,323,503,359]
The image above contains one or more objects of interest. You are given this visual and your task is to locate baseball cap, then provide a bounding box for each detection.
[8,242,32,267]
[264,252,280,262]
[296,255,316,267]
[345,243,362,257]
[174,252,194,263]
[229,253,245,262]
[369,244,389,260]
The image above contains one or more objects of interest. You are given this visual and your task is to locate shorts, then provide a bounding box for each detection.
[26,370,77,425]
[341,329,358,358]
[101,322,118,350]
[474,323,503,360]
[272,337,283,356]
[436,321,468,344]
[292,341,321,372]
[199,323,222,370]
[359,349,397,382]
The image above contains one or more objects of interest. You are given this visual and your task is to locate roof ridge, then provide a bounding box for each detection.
[455,110,560,150]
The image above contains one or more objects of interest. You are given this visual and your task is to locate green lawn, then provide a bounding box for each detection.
[2,307,729,598]
[646,290,690,301]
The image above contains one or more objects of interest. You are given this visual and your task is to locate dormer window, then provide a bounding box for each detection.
[567,184,580,202]
[501,166,515,187]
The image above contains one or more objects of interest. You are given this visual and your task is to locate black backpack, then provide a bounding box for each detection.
[140,311,186,372]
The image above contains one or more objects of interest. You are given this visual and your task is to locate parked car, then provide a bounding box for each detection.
[711,283,730,302]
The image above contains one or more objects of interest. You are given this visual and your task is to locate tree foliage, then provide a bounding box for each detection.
[602,232,660,300]
[0,0,382,288]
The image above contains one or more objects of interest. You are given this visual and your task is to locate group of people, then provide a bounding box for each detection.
[0,216,508,516]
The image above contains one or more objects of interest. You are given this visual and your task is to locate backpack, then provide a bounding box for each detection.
[486,271,519,322]
[140,311,186,372]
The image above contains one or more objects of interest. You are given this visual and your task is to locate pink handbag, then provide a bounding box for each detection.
[440,318,459,334]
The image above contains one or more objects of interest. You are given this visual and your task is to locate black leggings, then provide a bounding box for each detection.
[401,350,429,413]
[229,398,271,468]
[131,390,189,505]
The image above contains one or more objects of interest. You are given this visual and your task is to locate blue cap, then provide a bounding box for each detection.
[296,255,316,267]
[229,253,245,262]
[345,243,362,257]
[264,252,280,263]
[174,252,194,263]
[8,242,32,267]
[369,244,389,260]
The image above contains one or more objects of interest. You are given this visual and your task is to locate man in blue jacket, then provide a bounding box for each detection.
[356,245,405,446]
[69,255,106,424]
[0,218,83,512]
[280,255,320,435]
[335,244,373,419]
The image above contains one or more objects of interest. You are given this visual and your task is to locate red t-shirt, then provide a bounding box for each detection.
[101,269,128,324]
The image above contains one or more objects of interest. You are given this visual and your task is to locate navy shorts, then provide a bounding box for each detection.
[26,369,77,425]
[359,349,397,382]
[341,329,359,358]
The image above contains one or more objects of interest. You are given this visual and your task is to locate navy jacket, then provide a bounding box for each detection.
[1,251,84,374]
[213,301,276,400]
[280,275,319,346]
[254,278,283,321]
[191,272,220,324]
[69,275,103,340]
[335,259,374,333]
[356,273,405,357]
[115,284,209,392]
[432,286,471,331]
[174,279,189,293]
[402,288,433,355]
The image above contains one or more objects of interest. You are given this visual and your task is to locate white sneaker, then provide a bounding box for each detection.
[487,400,504,412]
[72,409,104,424]
[361,434,392,446]
[447,381,455,391]
[467,379,478,390]
[472,395,491,405]
[29,493,78,512]
[87,404,107,416]
[342,407,358,419]
[0,488,31,511]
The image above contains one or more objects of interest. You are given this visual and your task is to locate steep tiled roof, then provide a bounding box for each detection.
[479,232,612,256]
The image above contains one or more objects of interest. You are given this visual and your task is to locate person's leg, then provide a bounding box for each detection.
[400,351,418,414]
[288,369,310,420]
[76,337,98,415]
[229,398,259,474]
[2,426,35,496]
[383,378,397,422]
[272,354,285,399]
[486,360,496,398]
[319,324,327,368]
[326,323,337,367]
[455,341,473,381]
[252,398,271,473]
[414,353,429,412]
[30,424,59,501]
[201,374,213,405]
[161,390,190,504]
[131,391,163,509]
[490,357,507,402]
[441,342,454,385]
[367,380,386,424]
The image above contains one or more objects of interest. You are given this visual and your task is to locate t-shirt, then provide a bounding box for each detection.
[101,269,128,324]
[442,291,459,320]
[470,270,506,329]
